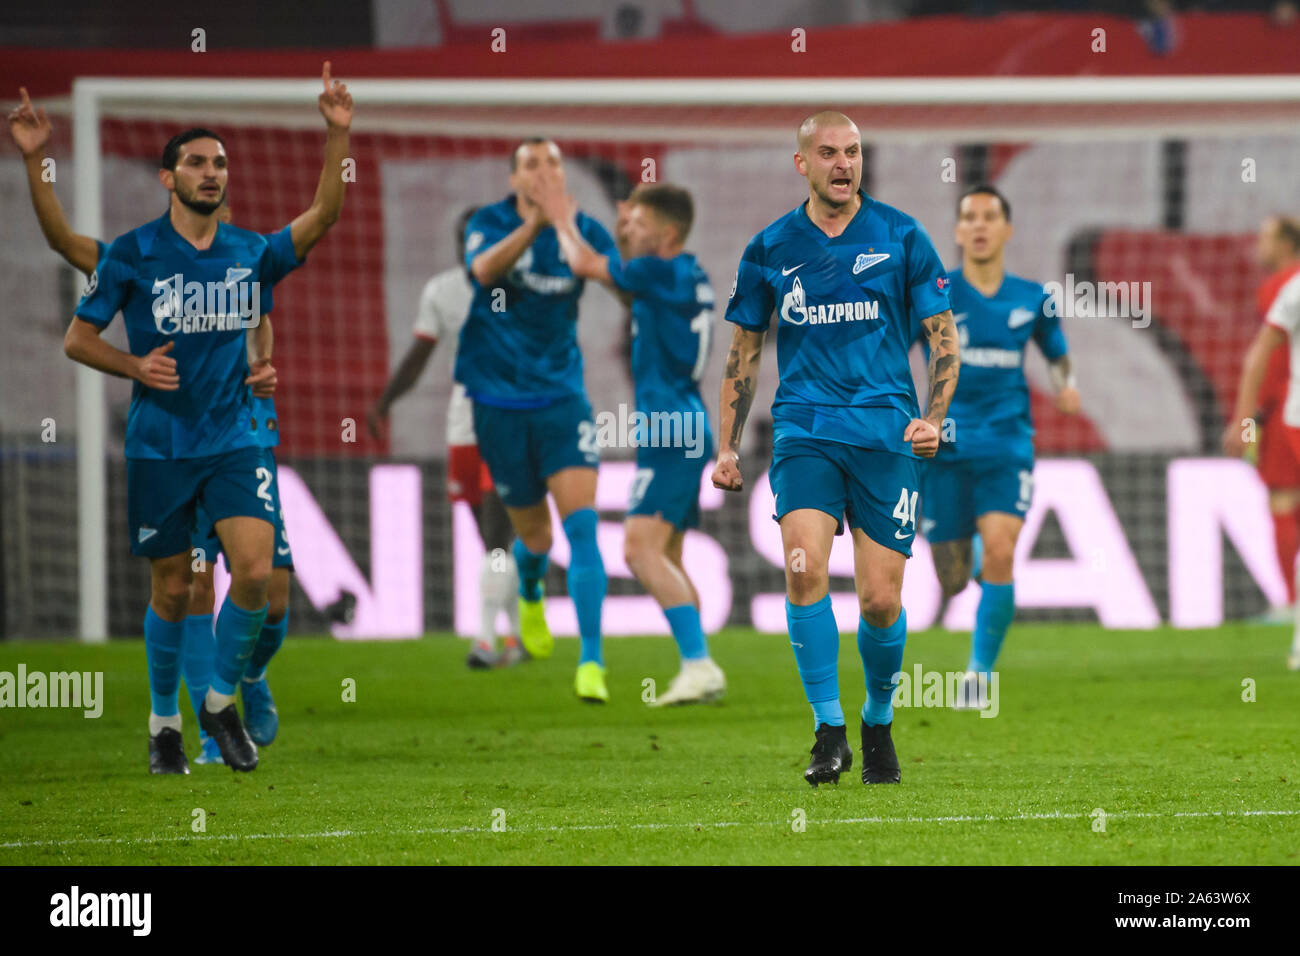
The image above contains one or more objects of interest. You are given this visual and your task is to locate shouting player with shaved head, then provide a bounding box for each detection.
[715,110,960,786]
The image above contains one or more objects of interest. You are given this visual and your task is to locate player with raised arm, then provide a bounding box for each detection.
[9,66,352,763]
[537,182,726,705]
[715,111,959,786]
[455,138,618,702]
[63,124,285,773]
[367,207,525,670]
[924,184,1078,710]
[1223,215,1300,670]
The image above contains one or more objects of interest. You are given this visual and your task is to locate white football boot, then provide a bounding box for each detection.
[651,658,726,706]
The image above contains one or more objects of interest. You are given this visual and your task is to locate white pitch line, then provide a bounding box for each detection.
[2,808,1297,851]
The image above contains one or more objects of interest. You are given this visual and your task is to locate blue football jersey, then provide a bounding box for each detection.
[607,252,713,424]
[76,214,277,460]
[454,195,617,408]
[924,269,1068,461]
[725,190,950,457]
[97,225,302,450]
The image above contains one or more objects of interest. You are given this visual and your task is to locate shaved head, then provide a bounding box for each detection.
[793,110,863,217]
[797,110,859,155]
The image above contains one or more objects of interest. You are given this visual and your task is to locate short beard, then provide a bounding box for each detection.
[176,187,223,216]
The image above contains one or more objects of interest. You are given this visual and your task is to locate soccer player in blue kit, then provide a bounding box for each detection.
[537,182,727,705]
[65,129,286,774]
[184,69,352,758]
[713,111,960,786]
[11,66,352,765]
[924,184,1078,709]
[455,138,619,702]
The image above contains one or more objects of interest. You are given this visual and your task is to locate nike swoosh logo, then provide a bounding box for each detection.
[781,264,804,276]
[1008,308,1037,328]
[895,530,913,540]
[277,545,292,556]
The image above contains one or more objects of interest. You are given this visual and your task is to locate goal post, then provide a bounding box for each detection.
[62,73,1300,640]
[73,79,106,643]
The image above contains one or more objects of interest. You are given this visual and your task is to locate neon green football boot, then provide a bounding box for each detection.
[518,592,554,660]
[574,661,609,704]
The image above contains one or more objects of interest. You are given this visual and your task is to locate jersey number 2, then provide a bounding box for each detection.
[256,466,274,513]
[577,421,599,458]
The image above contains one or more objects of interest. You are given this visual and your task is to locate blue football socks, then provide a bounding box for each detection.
[563,509,606,666]
[512,538,549,602]
[970,581,1015,678]
[210,598,268,698]
[786,595,844,728]
[664,603,708,661]
[144,606,184,718]
[245,610,288,682]
[858,608,907,727]
[181,613,215,721]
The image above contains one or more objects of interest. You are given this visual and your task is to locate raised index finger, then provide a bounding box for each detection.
[322,60,332,93]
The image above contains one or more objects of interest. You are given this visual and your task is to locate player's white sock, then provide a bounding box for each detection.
[148,712,181,735]
[481,548,520,629]
[478,552,505,650]
[204,688,235,713]
[498,550,521,634]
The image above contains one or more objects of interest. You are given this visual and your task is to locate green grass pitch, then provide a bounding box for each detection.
[1,624,1298,865]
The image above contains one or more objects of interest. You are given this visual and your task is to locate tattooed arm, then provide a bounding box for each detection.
[711,324,766,491]
[905,308,960,458]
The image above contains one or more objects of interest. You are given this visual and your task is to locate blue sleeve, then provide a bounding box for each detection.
[74,238,134,328]
[463,208,510,275]
[1033,289,1068,361]
[262,226,302,285]
[723,233,774,332]
[579,215,617,257]
[607,256,660,298]
[903,220,950,322]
